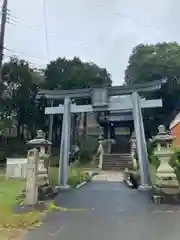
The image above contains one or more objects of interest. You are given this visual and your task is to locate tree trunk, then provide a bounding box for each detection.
[17,122,21,139]
[21,124,24,140]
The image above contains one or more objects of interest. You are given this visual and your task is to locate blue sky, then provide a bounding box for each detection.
[4,0,180,85]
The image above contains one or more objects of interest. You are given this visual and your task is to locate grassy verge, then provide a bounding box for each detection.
[48,166,91,187]
[0,176,43,239]
[0,165,92,238]
[148,164,156,185]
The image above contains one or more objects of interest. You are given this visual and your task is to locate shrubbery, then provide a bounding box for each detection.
[48,167,90,187]
[49,135,99,166]
[68,169,89,187]
[170,147,180,182]
[148,144,180,183]
[78,136,98,164]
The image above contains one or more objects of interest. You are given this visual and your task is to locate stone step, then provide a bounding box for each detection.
[102,153,133,170]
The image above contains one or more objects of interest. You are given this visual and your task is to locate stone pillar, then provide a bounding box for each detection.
[25,148,39,205]
[97,135,104,169]
[59,97,71,187]
[132,92,149,188]
[130,130,137,169]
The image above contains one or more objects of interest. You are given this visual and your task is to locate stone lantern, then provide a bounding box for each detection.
[98,133,104,144]
[152,125,179,194]
[97,134,104,169]
[27,130,52,186]
[130,131,137,169]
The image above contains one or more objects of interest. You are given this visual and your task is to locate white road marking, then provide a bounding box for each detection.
[48,225,64,237]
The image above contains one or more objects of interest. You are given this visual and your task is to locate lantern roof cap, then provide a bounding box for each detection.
[27,130,52,146]
[152,125,175,142]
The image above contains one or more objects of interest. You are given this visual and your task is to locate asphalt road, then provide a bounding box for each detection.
[25,181,180,240]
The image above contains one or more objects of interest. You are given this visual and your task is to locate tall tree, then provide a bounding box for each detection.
[1,57,45,139]
[43,57,111,90]
[43,57,112,145]
[125,42,180,133]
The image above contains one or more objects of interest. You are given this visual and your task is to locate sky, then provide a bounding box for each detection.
[4,0,180,85]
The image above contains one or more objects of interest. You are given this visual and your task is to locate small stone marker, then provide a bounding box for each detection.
[25,148,39,205]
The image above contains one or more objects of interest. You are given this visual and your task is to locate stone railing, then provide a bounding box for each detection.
[130,131,137,170]
[97,139,104,169]
[96,138,115,169]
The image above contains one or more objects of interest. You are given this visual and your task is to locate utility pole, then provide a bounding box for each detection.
[0,0,8,84]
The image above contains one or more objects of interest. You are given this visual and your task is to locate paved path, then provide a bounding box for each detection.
[93,170,124,182]
[25,174,180,240]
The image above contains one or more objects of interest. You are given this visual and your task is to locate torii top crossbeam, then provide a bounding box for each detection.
[39,79,166,100]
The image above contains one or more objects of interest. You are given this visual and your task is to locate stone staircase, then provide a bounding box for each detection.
[102,153,133,171]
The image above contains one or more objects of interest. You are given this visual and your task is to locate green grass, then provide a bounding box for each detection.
[0,164,91,238]
[48,167,59,185]
[0,177,24,213]
[48,166,90,187]
[148,164,156,185]
[0,177,43,238]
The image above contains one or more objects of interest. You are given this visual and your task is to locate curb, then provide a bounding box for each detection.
[124,179,133,188]
[76,172,99,189]
[76,181,88,189]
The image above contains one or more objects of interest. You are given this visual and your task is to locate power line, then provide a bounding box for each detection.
[3,54,46,69]
[7,12,43,32]
[93,4,163,33]
[1,1,170,72]
[4,46,47,65]
[0,6,44,32]
[3,3,165,39]
[42,0,49,62]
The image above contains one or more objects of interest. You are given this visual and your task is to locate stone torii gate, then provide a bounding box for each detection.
[40,80,165,189]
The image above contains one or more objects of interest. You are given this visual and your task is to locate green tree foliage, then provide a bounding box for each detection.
[43,57,112,146]
[43,57,111,90]
[125,42,180,134]
[0,56,111,148]
[1,57,45,139]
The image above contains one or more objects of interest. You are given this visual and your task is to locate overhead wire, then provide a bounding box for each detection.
[93,4,163,33]
[1,8,46,68]
[0,2,169,69]
[3,53,45,69]
[42,0,49,62]
[5,3,165,35]
[2,3,167,45]
[4,46,46,61]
